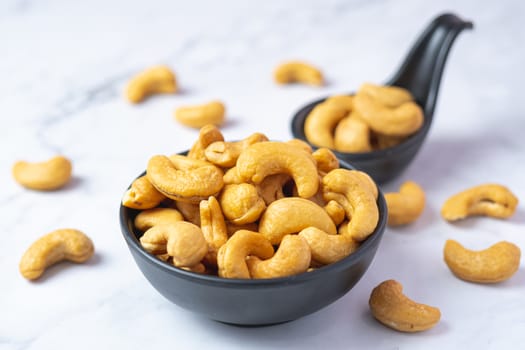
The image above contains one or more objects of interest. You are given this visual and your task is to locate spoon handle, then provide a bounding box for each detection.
[387,13,473,120]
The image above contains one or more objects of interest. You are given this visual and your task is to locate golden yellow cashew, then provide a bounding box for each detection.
[322,169,379,242]
[324,200,346,226]
[369,279,441,333]
[134,208,184,231]
[385,181,426,226]
[205,132,269,167]
[217,230,274,279]
[19,229,94,280]
[13,156,72,191]
[298,227,358,265]
[312,148,339,174]
[219,184,266,224]
[247,234,311,278]
[273,61,324,86]
[187,124,224,161]
[441,184,518,221]
[304,103,348,148]
[174,200,201,226]
[125,65,177,103]
[222,166,244,185]
[323,95,354,112]
[359,83,413,108]
[443,240,521,283]
[256,174,290,205]
[286,139,313,153]
[259,197,336,245]
[236,141,319,198]
[199,196,228,263]
[146,154,224,203]
[174,101,226,129]
[333,115,373,153]
[122,176,166,209]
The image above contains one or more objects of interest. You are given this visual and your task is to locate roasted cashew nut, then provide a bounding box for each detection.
[146,154,224,203]
[443,239,521,283]
[187,124,224,161]
[322,169,379,242]
[247,235,311,278]
[273,61,324,86]
[19,229,94,280]
[174,100,226,129]
[134,208,184,231]
[259,197,336,245]
[219,184,266,224]
[217,230,274,279]
[369,279,441,333]
[334,115,373,153]
[323,95,354,112]
[359,83,413,108]
[122,175,166,209]
[441,184,518,221]
[236,141,319,198]
[205,132,269,167]
[304,103,348,148]
[125,65,177,103]
[324,200,346,226]
[173,200,201,226]
[222,166,244,185]
[286,139,313,153]
[298,227,358,265]
[385,181,425,226]
[199,196,228,264]
[312,148,339,175]
[13,156,72,191]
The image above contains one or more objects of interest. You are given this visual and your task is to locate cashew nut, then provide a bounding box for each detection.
[134,208,184,231]
[125,65,177,103]
[259,197,336,245]
[205,132,269,168]
[19,229,94,280]
[322,169,379,242]
[385,181,425,226]
[369,279,441,333]
[273,61,324,86]
[219,184,266,224]
[173,200,201,226]
[236,141,319,198]
[187,124,224,161]
[174,100,225,128]
[13,156,72,191]
[247,234,311,278]
[304,103,348,148]
[223,166,244,185]
[217,230,274,279]
[146,154,224,203]
[443,240,521,283]
[122,175,166,209]
[359,83,413,108]
[441,184,518,221]
[324,200,346,226]
[298,226,358,264]
[323,95,354,112]
[286,139,313,153]
[312,147,339,174]
[333,115,373,153]
[199,196,228,263]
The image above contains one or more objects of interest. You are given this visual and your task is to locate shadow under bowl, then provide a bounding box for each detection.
[290,96,432,184]
[119,158,387,326]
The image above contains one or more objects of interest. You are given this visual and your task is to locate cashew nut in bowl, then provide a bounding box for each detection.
[13,155,72,191]
[256,174,290,205]
[173,200,201,226]
[19,229,94,280]
[217,230,274,279]
[122,175,166,209]
[187,124,224,161]
[304,103,348,148]
[134,208,184,232]
[298,227,359,265]
[441,184,518,221]
[236,141,319,198]
[146,155,224,203]
[125,65,177,103]
[334,115,373,153]
[324,200,346,226]
[312,148,339,175]
[222,166,244,185]
[174,101,225,129]
[258,197,336,245]
[359,83,413,108]
[247,235,311,279]
[443,240,521,283]
[199,196,228,264]
[219,184,266,224]
[273,61,324,86]
[385,181,425,226]
[369,279,441,333]
[205,132,269,168]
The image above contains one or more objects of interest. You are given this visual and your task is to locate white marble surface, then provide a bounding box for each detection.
[2,0,524,348]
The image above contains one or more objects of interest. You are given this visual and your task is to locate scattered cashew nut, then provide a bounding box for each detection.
[385,181,425,226]
[174,100,225,128]
[273,61,324,86]
[125,65,177,103]
[13,156,72,191]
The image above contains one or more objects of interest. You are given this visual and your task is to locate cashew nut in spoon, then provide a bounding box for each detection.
[304,102,348,148]
[334,115,373,153]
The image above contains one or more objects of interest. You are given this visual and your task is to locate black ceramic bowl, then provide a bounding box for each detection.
[119,158,387,326]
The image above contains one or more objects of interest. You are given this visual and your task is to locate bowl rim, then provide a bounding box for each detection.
[119,158,388,288]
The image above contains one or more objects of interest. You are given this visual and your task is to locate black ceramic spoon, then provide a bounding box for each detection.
[290,13,473,184]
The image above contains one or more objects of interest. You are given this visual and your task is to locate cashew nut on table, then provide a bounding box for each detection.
[125,65,177,103]
[385,181,426,226]
[273,61,324,86]
[174,100,226,128]
[13,155,72,191]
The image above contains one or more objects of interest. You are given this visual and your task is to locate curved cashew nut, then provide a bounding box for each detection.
[369,279,441,333]
[385,181,425,226]
[273,61,324,86]
[134,208,184,231]
[205,132,269,167]
[298,227,358,264]
[199,196,228,263]
[334,115,373,153]
[223,166,244,185]
[322,169,379,242]
[304,103,348,148]
[236,141,319,198]
[324,200,346,226]
[219,184,266,224]
[146,155,224,203]
[323,95,354,112]
[217,230,274,279]
[174,100,226,129]
[441,184,518,221]
[122,175,166,209]
[259,197,336,245]
[187,124,224,160]
[247,235,311,278]
[443,240,521,283]
[13,156,72,191]
[256,174,290,205]
[359,83,413,108]
[125,65,177,103]
[286,139,313,153]
[19,229,94,280]
[312,148,339,174]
